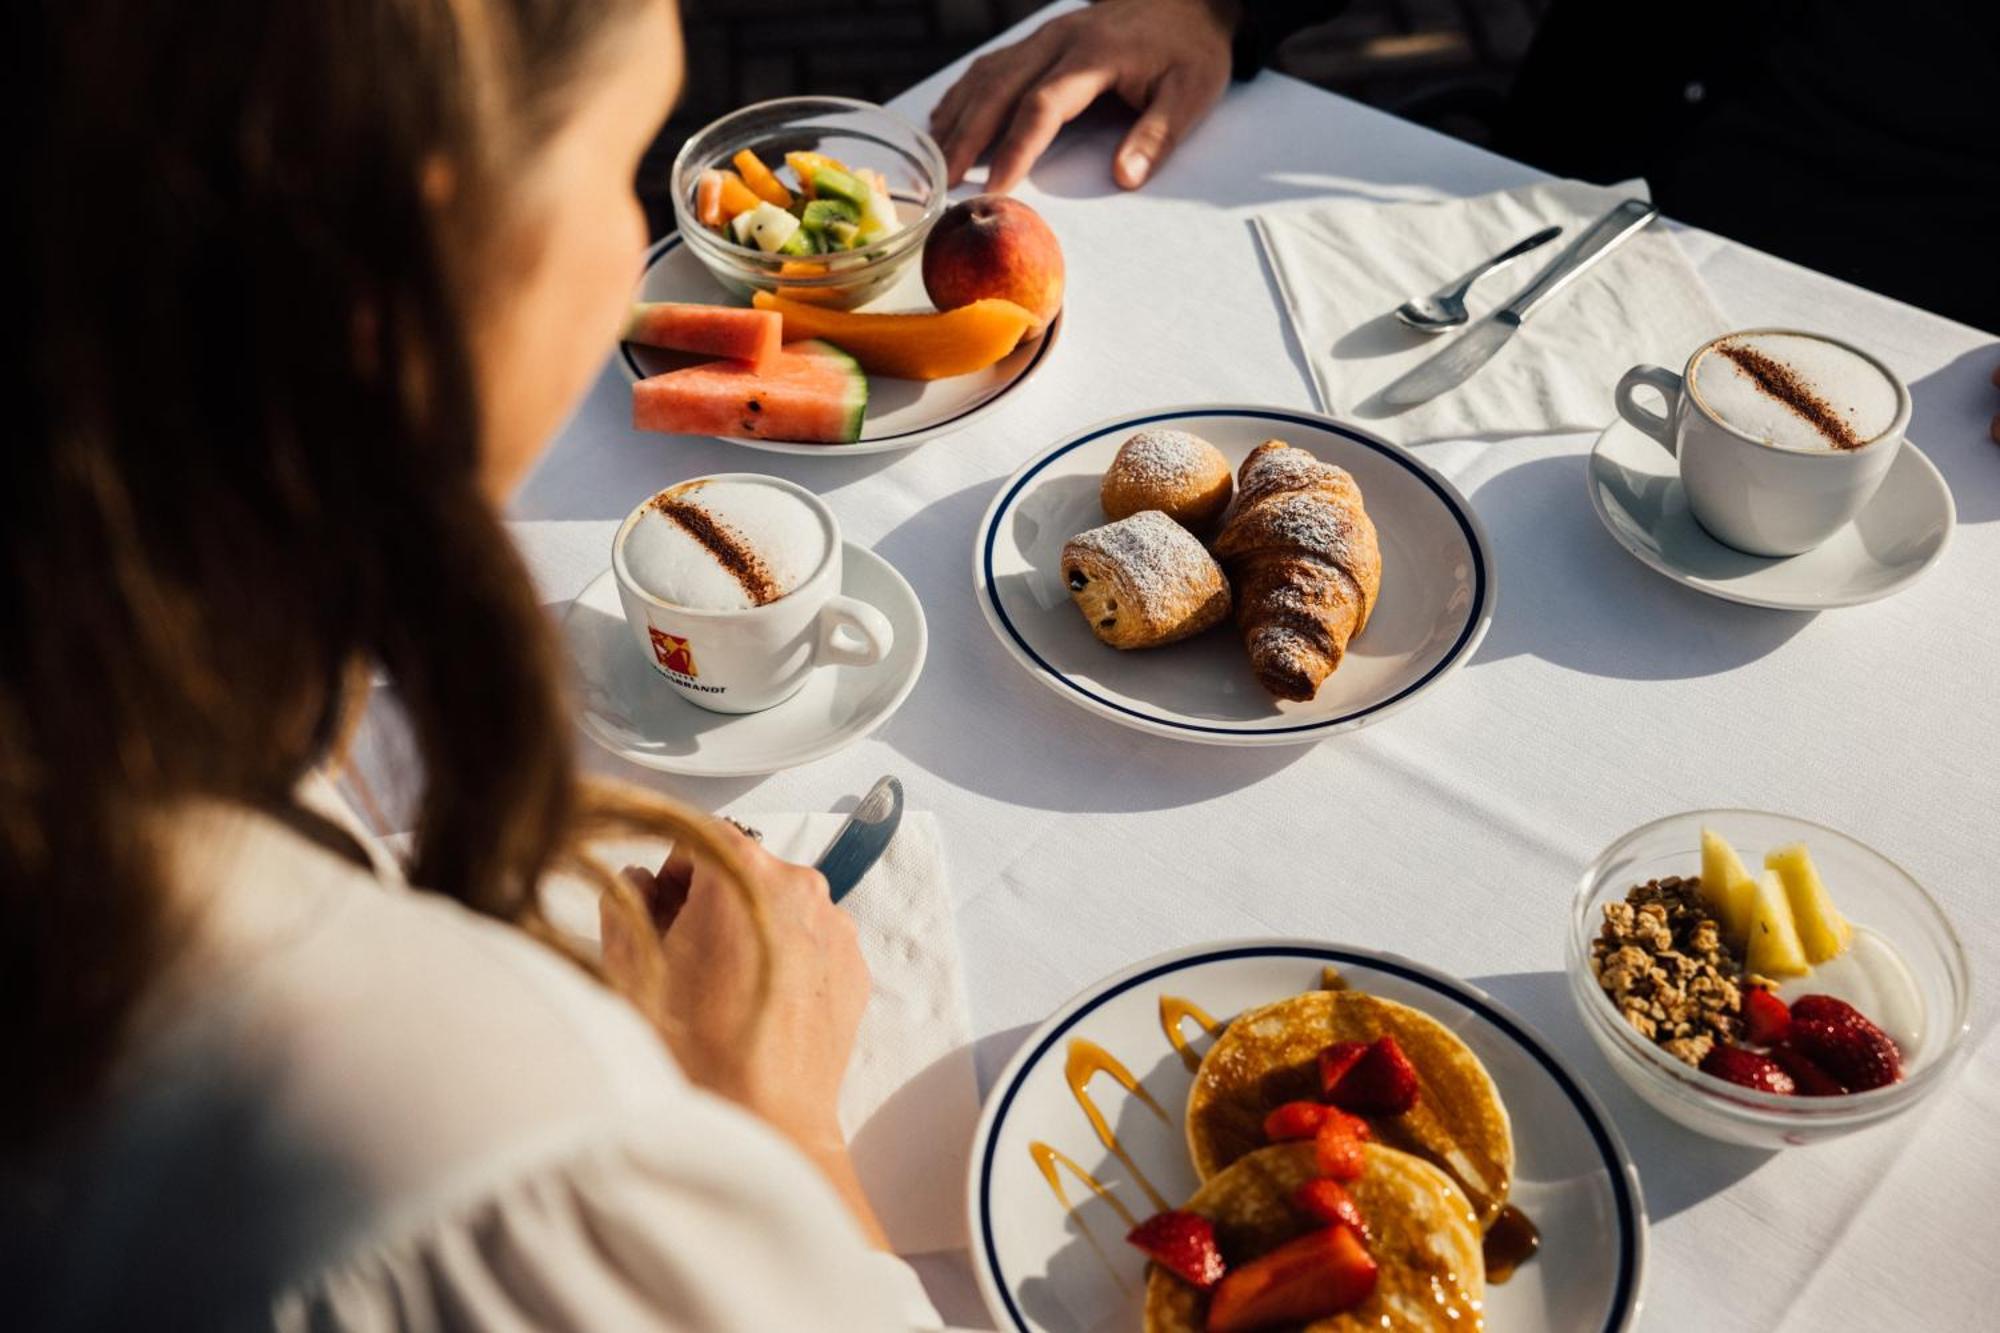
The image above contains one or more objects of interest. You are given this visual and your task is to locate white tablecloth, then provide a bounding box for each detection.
[365,4,2000,1327]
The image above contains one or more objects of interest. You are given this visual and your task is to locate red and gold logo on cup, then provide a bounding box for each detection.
[648,628,698,678]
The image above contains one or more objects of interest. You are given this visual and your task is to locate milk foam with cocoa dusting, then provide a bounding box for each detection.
[621,479,828,610]
[1690,332,1900,453]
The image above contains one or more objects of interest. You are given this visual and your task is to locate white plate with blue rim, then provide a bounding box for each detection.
[974,405,1496,745]
[968,940,1648,1333]
[618,226,1062,456]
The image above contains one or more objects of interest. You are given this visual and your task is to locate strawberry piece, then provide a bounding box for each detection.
[1323,1035,1421,1116]
[1291,1178,1368,1236]
[1126,1210,1226,1291]
[1787,1014,1902,1091]
[1789,994,1866,1027]
[1205,1225,1378,1332]
[1313,1107,1371,1181]
[1262,1100,1333,1143]
[1316,1041,1369,1097]
[1700,1045,1796,1095]
[1742,988,1792,1046]
[1769,1041,1849,1096]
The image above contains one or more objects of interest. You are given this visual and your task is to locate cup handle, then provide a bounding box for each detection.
[1614,365,1684,454]
[815,595,893,668]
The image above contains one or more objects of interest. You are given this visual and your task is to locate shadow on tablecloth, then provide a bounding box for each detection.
[1464,454,1817,680]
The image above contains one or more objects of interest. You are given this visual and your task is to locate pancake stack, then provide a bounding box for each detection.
[1142,986,1518,1331]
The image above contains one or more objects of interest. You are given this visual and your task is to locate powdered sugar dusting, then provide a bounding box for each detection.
[1238,443,1351,502]
[1110,428,1223,489]
[1064,510,1219,607]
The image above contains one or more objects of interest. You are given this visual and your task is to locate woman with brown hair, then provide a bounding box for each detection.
[5,0,945,1327]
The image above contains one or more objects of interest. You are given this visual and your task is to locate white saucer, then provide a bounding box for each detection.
[969,940,1647,1332]
[976,405,1497,746]
[1587,417,1955,610]
[619,229,1061,456]
[561,542,927,776]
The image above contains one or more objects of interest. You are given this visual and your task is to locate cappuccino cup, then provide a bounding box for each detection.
[612,474,893,714]
[1615,329,1909,556]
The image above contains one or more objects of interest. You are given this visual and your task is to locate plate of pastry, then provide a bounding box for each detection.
[974,406,1495,744]
[968,941,1647,1332]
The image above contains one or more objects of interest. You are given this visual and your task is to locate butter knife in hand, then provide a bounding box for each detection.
[1378,197,1660,408]
[813,775,903,904]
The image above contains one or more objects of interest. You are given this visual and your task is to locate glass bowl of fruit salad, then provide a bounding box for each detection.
[670,96,946,310]
[1568,809,1971,1148]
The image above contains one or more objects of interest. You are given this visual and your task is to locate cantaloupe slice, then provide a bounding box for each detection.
[1698,827,1756,948]
[1765,843,1852,964]
[732,148,792,208]
[751,291,1032,380]
[1745,869,1810,978]
[696,169,762,228]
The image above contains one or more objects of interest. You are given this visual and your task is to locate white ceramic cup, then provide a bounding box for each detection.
[611,475,893,714]
[1614,329,1910,557]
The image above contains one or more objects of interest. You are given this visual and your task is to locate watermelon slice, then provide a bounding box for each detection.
[633,339,868,444]
[625,302,781,369]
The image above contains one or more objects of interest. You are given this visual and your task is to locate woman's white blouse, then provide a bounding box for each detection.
[4,778,944,1331]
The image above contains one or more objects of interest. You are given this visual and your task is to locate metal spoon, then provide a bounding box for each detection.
[1395,224,1564,333]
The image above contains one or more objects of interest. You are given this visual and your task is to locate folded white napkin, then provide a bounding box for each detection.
[541,812,977,1257]
[1254,179,1730,443]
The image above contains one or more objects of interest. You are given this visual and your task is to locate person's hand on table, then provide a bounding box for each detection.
[930,0,1238,193]
[602,823,890,1248]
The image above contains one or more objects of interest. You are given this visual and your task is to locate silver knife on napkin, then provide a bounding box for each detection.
[1377,197,1660,408]
[813,775,903,904]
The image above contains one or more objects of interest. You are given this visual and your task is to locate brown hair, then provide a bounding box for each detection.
[6,0,738,1143]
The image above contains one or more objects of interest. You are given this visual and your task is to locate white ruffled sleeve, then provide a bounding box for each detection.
[276,1101,946,1333]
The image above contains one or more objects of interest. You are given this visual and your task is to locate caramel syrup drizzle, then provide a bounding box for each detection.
[1159,994,1223,1073]
[1027,1140,1137,1294]
[1063,1039,1173,1214]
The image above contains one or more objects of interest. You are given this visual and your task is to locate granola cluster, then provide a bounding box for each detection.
[1590,875,1746,1066]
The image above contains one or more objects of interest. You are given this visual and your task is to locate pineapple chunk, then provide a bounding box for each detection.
[1766,842,1852,964]
[1698,827,1757,948]
[1745,869,1810,978]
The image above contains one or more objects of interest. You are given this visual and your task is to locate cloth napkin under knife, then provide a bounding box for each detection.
[1254,178,1730,443]
[540,812,979,1257]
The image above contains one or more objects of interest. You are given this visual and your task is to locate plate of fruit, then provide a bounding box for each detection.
[969,941,1647,1332]
[621,97,1064,455]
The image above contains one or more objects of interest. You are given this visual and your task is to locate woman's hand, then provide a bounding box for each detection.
[603,824,880,1239]
[930,0,1238,193]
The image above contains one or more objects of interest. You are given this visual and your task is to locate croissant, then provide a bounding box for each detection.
[1212,440,1382,701]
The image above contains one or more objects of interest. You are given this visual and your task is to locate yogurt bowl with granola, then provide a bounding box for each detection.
[1567,809,1971,1148]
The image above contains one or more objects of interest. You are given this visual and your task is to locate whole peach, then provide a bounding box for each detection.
[922,195,1064,337]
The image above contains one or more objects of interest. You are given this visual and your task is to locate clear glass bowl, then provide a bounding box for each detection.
[669,96,946,311]
[1568,809,1971,1147]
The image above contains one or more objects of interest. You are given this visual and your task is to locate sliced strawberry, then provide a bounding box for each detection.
[1262,1100,1334,1143]
[1323,1035,1421,1116]
[1205,1225,1378,1332]
[1700,1045,1796,1095]
[1126,1209,1226,1291]
[1313,1107,1371,1181]
[1769,1041,1849,1096]
[1291,1178,1368,1236]
[1742,988,1792,1046]
[1787,1014,1902,1091]
[1789,994,1866,1027]
[1316,1041,1369,1097]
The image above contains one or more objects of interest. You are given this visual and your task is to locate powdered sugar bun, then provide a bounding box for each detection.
[1100,428,1234,533]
